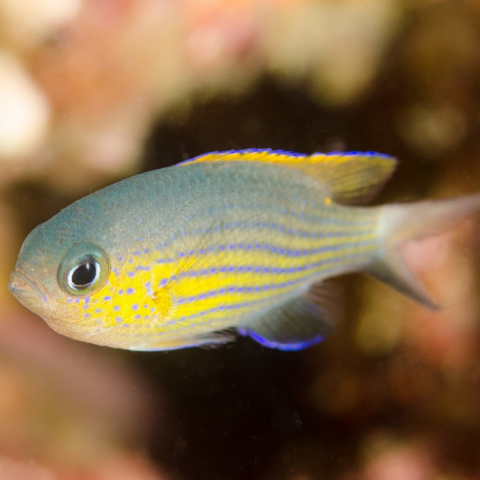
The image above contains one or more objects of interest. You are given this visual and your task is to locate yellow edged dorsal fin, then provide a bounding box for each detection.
[181,149,397,204]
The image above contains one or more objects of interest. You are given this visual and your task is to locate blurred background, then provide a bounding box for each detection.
[1,0,480,479]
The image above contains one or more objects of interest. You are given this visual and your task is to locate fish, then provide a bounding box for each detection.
[8,149,480,351]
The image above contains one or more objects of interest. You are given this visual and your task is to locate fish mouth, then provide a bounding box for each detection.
[9,270,48,303]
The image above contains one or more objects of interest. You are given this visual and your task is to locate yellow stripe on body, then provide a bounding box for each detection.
[168,230,379,330]
[81,210,380,342]
[85,254,176,332]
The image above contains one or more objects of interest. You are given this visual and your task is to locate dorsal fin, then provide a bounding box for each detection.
[180,149,397,204]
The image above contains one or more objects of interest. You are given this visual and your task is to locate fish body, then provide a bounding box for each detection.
[9,150,480,351]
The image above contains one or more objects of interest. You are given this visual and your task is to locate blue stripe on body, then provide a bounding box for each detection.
[150,228,375,263]
[162,289,290,328]
[175,274,312,305]
[157,237,377,285]
[167,249,374,329]
[124,211,375,260]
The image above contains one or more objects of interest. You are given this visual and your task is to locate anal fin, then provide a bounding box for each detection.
[238,283,338,351]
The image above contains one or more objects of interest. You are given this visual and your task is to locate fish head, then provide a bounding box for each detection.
[9,197,178,350]
[9,214,118,344]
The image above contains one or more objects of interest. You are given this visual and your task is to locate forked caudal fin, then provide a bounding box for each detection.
[369,194,480,308]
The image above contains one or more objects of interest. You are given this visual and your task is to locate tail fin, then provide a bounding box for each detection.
[368,194,480,309]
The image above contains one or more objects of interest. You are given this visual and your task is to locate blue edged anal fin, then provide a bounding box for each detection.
[237,284,337,351]
[181,148,397,205]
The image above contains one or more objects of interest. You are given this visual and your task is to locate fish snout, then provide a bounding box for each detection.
[9,270,48,303]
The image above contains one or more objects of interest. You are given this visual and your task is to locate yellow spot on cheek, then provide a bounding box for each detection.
[154,287,172,318]
[324,197,332,205]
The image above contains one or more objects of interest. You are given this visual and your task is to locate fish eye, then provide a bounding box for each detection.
[58,243,110,296]
[67,257,100,291]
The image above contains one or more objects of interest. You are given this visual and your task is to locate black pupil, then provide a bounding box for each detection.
[71,261,97,287]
